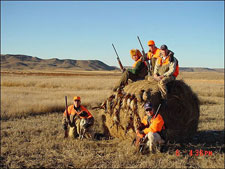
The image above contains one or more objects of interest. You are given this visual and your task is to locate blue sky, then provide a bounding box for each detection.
[1,1,224,68]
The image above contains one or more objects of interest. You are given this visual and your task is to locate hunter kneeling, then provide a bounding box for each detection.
[136,102,166,153]
[62,96,94,139]
[113,49,148,91]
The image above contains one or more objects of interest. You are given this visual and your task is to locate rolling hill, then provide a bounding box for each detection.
[1,54,118,71]
[1,54,224,72]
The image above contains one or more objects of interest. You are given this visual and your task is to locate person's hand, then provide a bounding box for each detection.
[136,130,145,138]
[153,74,161,82]
[159,75,164,80]
[62,123,67,130]
[139,130,145,135]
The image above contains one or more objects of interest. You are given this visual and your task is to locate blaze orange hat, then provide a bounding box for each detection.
[148,40,155,46]
[73,96,81,101]
[130,49,142,58]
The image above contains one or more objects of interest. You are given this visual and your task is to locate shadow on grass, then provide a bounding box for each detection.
[165,130,225,155]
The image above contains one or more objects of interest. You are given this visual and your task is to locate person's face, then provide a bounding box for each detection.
[146,108,154,116]
[160,49,167,57]
[132,55,139,61]
[74,100,81,108]
[148,45,155,52]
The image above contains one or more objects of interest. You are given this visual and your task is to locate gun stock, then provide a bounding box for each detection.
[117,57,124,72]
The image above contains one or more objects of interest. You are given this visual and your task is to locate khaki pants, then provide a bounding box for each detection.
[158,76,175,99]
[147,132,165,153]
[150,58,157,75]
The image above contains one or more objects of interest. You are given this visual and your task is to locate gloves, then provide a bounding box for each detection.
[139,130,145,135]
[62,123,67,130]
[136,130,145,138]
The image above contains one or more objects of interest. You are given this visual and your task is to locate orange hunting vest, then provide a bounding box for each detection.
[64,105,93,119]
[141,114,165,134]
[147,48,160,60]
[132,58,147,68]
[157,56,179,77]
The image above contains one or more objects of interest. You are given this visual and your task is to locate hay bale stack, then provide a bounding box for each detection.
[100,77,200,141]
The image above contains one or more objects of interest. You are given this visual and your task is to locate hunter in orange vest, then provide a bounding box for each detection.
[153,45,179,100]
[146,40,175,76]
[136,102,166,153]
[113,49,148,91]
[146,40,161,74]
[62,96,94,139]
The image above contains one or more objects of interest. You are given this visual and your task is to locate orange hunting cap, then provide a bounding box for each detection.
[148,40,155,46]
[130,49,142,58]
[73,96,81,101]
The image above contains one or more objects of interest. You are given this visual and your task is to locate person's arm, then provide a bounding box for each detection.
[128,61,144,75]
[62,112,68,130]
[153,59,161,81]
[163,57,177,77]
[147,51,153,60]
[81,106,93,119]
[154,58,160,75]
[148,115,164,133]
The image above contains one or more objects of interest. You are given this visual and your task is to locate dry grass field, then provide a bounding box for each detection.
[1,69,224,168]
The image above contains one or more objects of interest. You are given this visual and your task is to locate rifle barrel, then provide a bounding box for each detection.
[137,36,145,52]
[112,43,120,59]
[65,96,67,108]
[153,104,161,119]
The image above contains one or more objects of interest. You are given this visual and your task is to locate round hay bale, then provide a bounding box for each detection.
[99,77,200,141]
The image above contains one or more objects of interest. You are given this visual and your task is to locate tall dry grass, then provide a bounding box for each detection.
[1,70,224,168]
[1,73,119,120]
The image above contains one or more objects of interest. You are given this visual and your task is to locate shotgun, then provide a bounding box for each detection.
[137,36,152,77]
[112,43,125,72]
[64,96,70,138]
[153,103,161,119]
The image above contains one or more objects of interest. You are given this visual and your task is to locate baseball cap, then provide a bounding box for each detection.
[73,96,81,101]
[160,45,168,50]
[144,102,153,111]
[148,40,155,46]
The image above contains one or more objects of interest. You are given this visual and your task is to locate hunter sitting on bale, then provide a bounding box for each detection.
[113,49,148,91]
[153,45,179,100]
[146,40,175,75]
[146,40,161,74]
[136,102,166,153]
[62,96,94,139]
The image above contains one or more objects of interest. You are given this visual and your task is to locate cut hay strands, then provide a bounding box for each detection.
[101,79,200,141]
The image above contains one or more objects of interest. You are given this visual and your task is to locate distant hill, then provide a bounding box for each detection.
[1,54,118,71]
[1,54,224,72]
[179,67,224,73]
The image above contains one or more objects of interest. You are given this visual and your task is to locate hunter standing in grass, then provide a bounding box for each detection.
[113,49,148,91]
[62,96,94,139]
[153,45,179,100]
